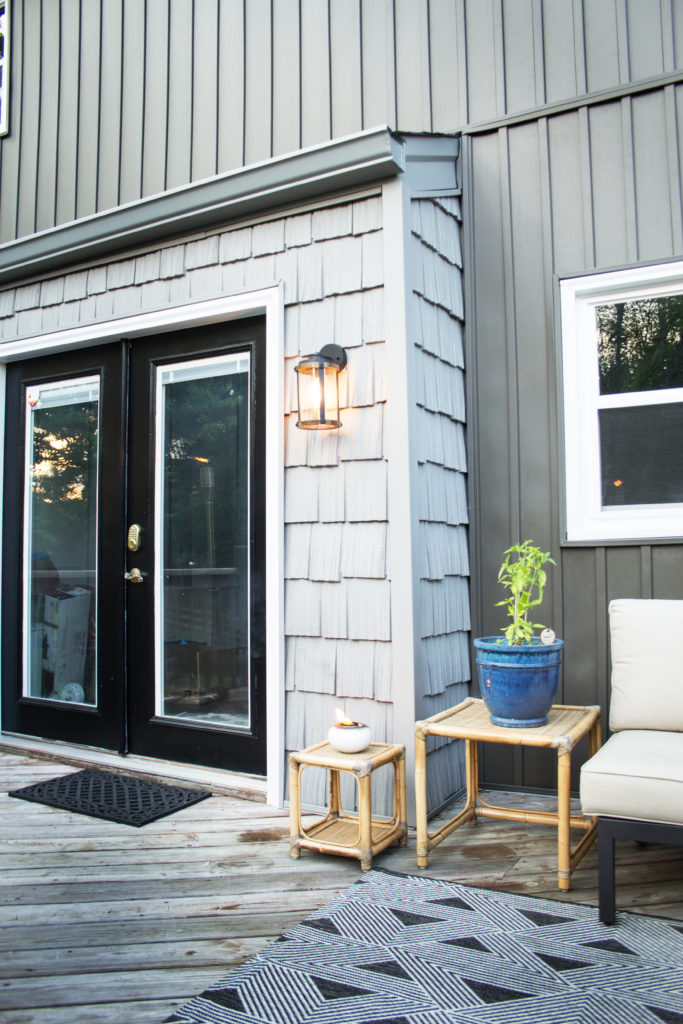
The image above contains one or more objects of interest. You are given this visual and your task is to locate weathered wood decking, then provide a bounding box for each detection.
[2,749,682,1023]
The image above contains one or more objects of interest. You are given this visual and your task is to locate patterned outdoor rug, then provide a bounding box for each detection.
[9,769,211,826]
[167,866,683,1024]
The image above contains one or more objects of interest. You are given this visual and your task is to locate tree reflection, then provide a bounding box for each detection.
[598,294,683,395]
[30,402,98,571]
[164,372,248,570]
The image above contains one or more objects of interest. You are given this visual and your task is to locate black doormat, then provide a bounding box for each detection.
[9,769,211,826]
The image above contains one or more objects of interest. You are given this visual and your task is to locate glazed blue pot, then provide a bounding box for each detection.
[473,636,564,728]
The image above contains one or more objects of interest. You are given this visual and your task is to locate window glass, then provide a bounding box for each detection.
[24,377,99,704]
[599,404,683,506]
[597,296,683,395]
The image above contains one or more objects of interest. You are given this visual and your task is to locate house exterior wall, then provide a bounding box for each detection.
[0,167,465,811]
[3,0,682,244]
[2,0,683,798]
[464,83,683,791]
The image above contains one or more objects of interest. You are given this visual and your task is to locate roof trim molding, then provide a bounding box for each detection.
[0,126,406,286]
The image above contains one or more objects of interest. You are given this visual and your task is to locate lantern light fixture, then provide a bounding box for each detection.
[294,343,347,430]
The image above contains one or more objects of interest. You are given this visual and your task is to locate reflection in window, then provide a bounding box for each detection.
[24,378,99,704]
[597,295,683,395]
[157,353,252,732]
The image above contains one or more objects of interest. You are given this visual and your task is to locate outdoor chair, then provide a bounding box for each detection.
[580,598,683,924]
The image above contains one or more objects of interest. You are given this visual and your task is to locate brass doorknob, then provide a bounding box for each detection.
[123,567,144,583]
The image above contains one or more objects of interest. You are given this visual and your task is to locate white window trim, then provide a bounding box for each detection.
[560,261,683,543]
[0,0,8,137]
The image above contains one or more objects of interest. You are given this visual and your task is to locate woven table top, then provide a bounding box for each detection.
[417,698,600,749]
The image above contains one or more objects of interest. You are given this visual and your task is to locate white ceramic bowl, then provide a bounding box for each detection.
[327,723,372,753]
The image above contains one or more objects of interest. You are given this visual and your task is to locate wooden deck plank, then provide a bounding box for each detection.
[1,749,681,1023]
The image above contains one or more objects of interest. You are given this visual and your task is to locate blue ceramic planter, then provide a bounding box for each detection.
[473,636,564,728]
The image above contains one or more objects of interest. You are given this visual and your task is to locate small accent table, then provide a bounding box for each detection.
[415,698,601,890]
[289,741,407,870]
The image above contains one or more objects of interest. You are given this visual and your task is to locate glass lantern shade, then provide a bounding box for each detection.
[294,345,346,429]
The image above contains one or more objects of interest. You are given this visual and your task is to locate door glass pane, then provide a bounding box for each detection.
[24,377,99,704]
[599,402,683,507]
[156,353,251,730]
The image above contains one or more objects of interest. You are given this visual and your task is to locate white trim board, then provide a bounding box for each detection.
[0,288,286,808]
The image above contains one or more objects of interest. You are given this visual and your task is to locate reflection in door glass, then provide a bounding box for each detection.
[23,377,99,705]
[157,353,250,730]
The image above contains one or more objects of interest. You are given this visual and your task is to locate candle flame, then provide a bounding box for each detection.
[334,707,359,726]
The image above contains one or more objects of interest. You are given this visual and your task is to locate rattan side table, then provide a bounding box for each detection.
[415,698,602,889]
[289,740,407,870]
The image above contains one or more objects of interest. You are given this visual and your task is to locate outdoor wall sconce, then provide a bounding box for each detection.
[294,344,347,429]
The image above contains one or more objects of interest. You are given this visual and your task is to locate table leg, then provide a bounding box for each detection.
[415,725,429,867]
[358,772,373,870]
[466,738,479,815]
[589,719,602,757]
[288,756,301,859]
[396,753,407,846]
[557,750,571,889]
[328,767,341,819]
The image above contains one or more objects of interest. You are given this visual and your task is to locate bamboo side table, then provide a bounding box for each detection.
[415,698,602,890]
[289,741,407,870]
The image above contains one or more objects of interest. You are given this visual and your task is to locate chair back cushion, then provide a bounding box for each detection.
[609,599,683,732]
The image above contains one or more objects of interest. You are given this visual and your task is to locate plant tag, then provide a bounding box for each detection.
[540,628,556,645]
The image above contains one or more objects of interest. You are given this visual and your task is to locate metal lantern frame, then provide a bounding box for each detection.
[294,343,347,429]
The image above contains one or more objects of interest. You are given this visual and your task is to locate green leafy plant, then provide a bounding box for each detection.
[496,540,556,645]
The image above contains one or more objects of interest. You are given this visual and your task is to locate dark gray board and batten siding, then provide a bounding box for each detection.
[4,0,683,243]
[463,85,683,791]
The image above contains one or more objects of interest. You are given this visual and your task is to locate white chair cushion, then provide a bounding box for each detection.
[609,599,683,732]
[580,730,683,826]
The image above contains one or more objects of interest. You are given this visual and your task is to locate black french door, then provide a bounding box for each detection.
[2,319,266,775]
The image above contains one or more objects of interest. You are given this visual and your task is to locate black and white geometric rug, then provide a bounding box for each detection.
[9,769,211,826]
[167,867,683,1023]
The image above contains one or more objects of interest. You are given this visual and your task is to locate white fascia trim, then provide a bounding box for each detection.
[0,287,286,808]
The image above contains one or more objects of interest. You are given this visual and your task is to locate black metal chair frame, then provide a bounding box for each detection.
[597,816,683,924]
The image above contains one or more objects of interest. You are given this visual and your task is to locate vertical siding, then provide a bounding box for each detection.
[97,0,123,214]
[75,1,102,220]
[15,0,40,238]
[272,0,301,157]
[118,0,146,206]
[192,0,219,180]
[166,0,193,190]
[464,86,683,791]
[141,0,169,198]
[4,0,683,243]
[217,0,245,171]
[35,0,60,232]
[360,0,397,131]
[244,0,273,164]
[330,0,362,139]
